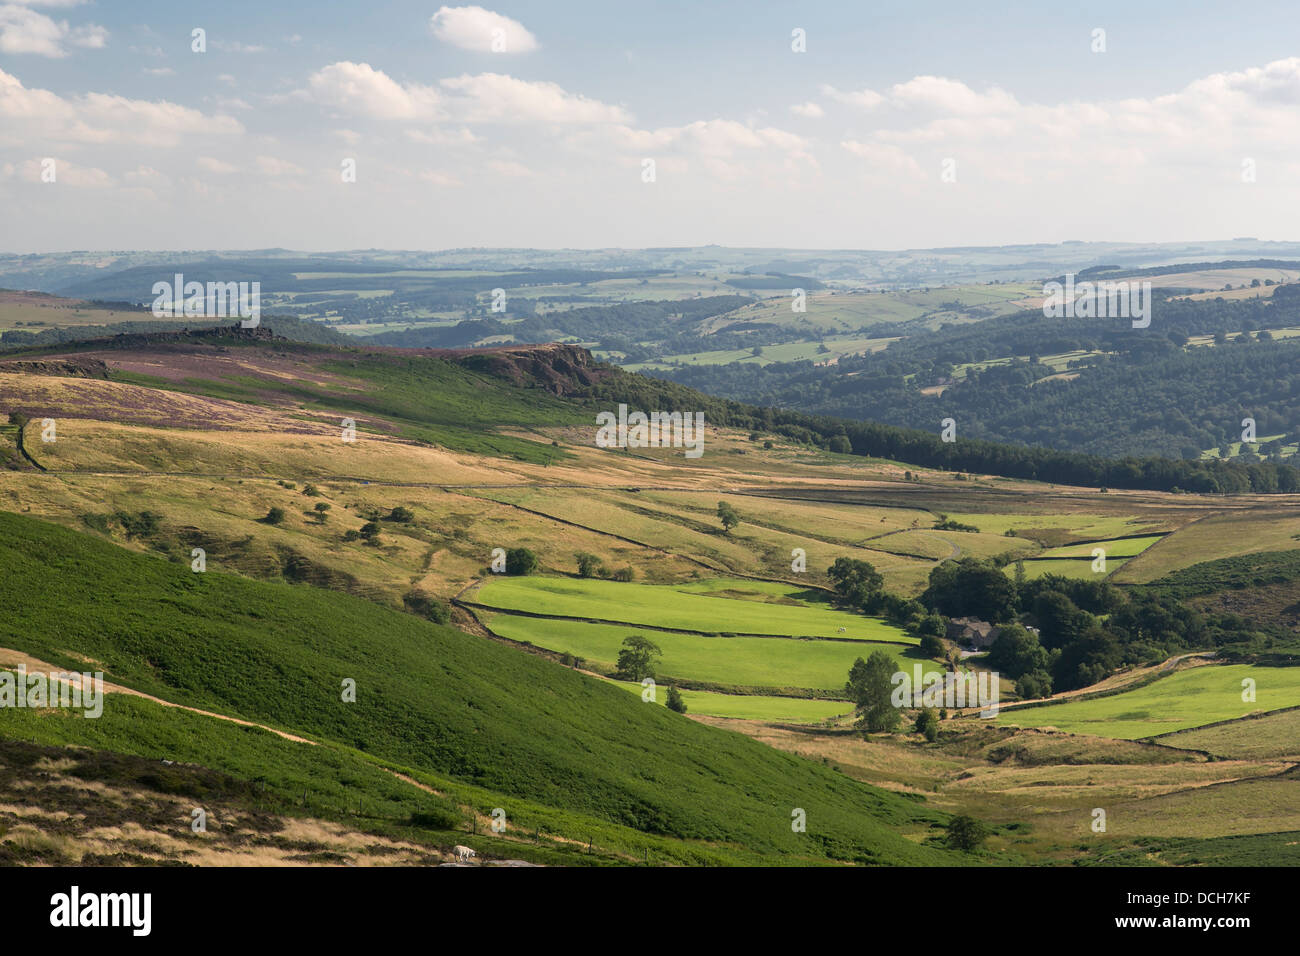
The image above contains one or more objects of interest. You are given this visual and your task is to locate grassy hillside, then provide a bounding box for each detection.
[0,510,964,865]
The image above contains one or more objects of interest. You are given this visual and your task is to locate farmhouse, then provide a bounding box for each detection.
[946,616,1001,649]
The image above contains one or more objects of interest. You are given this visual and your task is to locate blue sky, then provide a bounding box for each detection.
[4,1,1300,251]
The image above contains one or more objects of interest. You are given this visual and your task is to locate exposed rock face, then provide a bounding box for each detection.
[103,325,281,349]
[440,343,612,395]
[0,357,110,379]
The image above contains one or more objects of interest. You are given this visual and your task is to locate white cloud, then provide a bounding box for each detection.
[439,72,627,124]
[418,169,461,186]
[487,158,532,177]
[406,126,479,145]
[430,5,537,54]
[143,67,175,77]
[790,101,823,118]
[886,75,1018,116]
[256,155,305,177]
[196,156,238,174]
[306,63,626,126]
[840,140,924,179]
[308,61,443,120]
[0,3,107,57]
[616,118,810,160]
[4,156,110,186]
[212,40,267,54]
[0,67,243,147]
[820,84,884,110]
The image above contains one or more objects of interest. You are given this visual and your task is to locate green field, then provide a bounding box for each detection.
[697,283,1041,335]
[606,680,852,723]
[997,665,1300,739]
[484,613,941,693]
[1034,535,1164,559]
[1158,708,1300,759]
[472,576,917,643]
[1012,558,1129,580]
[626,335,897,371]
[942,512,1164,541]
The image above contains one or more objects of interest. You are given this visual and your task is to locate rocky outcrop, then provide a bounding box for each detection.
[0,357,110,379]
[103,325,281,350]
[446,343,612,395]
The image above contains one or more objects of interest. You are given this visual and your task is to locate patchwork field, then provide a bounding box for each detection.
[995,664,1300,739]
[696,283,1042,335]
[470,576,916,643]
[608,680,853,723]
[482,614,942,692]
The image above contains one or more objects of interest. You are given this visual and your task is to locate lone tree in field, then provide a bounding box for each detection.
[575,552,603,578]
[505,547,539,575]
[946,815,989,852]
[914,706,939,742]
[845,650,901,733]
[666,685,688,714]
[716,501,741,534]
[262,506,286,525]
[616,635,661,681]
[827,557,884,608]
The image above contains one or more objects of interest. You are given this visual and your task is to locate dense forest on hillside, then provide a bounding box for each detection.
[653,288,1300,459]
[583,366,1300,494]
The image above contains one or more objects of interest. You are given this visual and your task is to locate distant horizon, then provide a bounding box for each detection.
[10,237,1300,258]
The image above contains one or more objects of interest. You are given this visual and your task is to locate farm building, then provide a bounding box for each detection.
[946,617,1001,649]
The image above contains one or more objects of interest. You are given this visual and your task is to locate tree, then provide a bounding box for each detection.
[914,706,939,742]
[666,685,687,714]
[827,557,884,607]
[986,625,1050,679]
[403,590,451,624]
[313,502,331,523]
[922,557,1017,623]
[616,635,661,681]
[716,501,741,534]
[575,552,603,578]
[385,506,415,523]
[845,651,901,733]
[1052,625,1121,690]
[1031,591,1091,651]
[359,520,382,541]
[946,815,988,851]
[505,547,539,575]
[1016,670,1053,699]
[919,631,945,659]
[262,507,286,525]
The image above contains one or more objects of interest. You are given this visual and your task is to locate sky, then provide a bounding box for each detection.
[4,0,1300,252]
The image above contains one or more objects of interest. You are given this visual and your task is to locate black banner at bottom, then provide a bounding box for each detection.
[0,864,1284,943]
